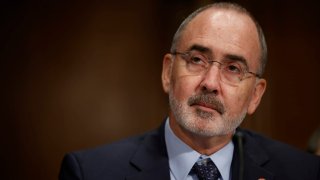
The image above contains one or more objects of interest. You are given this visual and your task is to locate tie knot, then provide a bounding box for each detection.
[192,158,221,180]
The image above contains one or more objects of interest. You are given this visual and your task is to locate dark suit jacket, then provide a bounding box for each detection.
[59,122,320,180]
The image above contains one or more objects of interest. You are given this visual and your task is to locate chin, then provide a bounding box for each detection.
[178,117,232,137]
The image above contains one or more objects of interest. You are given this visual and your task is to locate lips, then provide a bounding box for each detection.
[191,102,222,114]
[188,94,225,114]
[195,102,215,110]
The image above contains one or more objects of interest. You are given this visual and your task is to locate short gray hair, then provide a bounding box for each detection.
[170,2,268,76]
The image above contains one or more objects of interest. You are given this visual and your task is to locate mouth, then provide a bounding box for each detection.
[188,94,225,115]
[191,102,223,114]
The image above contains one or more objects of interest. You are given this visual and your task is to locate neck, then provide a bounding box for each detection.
[169,116,233,155]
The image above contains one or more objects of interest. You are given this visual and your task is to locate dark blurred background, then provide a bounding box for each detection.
[1,0,320,179]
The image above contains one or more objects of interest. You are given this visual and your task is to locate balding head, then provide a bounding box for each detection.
[170,2,267,76]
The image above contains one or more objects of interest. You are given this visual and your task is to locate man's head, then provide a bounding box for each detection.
[162,2,267,137]
[171,3,268,76]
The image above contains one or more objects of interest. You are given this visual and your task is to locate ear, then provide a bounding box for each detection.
[161,54,174,94]
[247,78,267,114]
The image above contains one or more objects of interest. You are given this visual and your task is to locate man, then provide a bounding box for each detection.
[59,2,320,180]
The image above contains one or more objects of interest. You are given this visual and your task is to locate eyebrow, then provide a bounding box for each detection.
[187,44,212,54]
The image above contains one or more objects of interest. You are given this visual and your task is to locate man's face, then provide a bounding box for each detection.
[162,9,266,137]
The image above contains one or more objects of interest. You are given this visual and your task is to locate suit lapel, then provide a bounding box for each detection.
[231,129,274,180]
[126,122,170,180]
[125,125,276,180]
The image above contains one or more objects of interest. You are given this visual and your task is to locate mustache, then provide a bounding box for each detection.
[187,93,225,114]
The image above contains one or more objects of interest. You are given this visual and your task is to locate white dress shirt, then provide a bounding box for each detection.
[164,119,234,180]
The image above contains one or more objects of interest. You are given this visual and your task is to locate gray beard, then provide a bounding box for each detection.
[168,90,246,137]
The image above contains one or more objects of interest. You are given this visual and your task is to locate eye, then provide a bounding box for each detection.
[224,63,243,74]
[189,54,206,65]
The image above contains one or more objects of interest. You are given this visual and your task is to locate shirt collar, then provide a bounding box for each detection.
[164,118,234,180]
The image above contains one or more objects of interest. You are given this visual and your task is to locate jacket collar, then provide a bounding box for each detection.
[231,129,274,180]
[126,122,170,180]
[126,123,276,180]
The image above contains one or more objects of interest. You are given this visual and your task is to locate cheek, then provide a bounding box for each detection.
[171,75,202,101]
[223,85,254,113]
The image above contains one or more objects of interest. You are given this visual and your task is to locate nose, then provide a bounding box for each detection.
[199,64,221,94]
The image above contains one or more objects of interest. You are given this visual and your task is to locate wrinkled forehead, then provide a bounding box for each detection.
[178,8,261,71]
[183,7,259,39]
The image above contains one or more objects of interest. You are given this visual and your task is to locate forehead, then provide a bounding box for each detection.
[179,8,261,70]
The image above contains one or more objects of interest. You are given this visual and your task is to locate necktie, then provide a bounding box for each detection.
[192,158,221,180]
